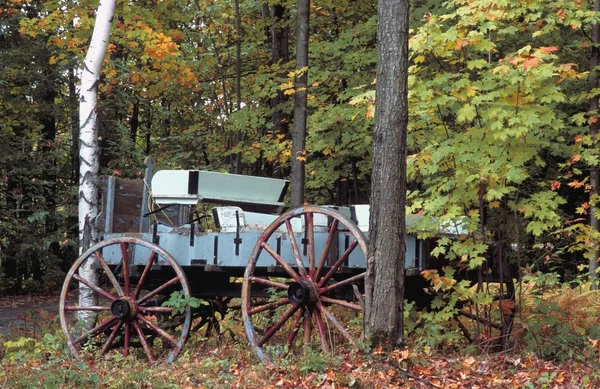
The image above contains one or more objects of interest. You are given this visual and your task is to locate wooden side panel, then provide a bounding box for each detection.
[96,177,144,233]
[97,175,188,234]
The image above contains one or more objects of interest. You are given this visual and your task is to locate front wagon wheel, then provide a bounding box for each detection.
[241,206,368,362]
[59,237,192,364]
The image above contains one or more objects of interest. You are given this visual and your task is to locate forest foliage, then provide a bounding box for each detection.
[1,0,600,367]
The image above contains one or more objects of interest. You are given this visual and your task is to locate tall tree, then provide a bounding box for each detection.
[78,0,116,325]
[290,0,309,207]
[364,0,409,347]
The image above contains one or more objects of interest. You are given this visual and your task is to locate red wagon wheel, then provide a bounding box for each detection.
[59,237,192,364]
[242,206,368,362]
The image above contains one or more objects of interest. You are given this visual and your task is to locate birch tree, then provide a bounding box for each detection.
[364,0,409,348]
[78,0,116,325]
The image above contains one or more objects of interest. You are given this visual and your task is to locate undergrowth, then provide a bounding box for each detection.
[1,273,600,388]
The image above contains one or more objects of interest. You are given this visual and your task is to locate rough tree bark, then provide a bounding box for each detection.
[364,0,409,347]
[78,0,116,326]
[290,0,309,207]
[589,0,600,289]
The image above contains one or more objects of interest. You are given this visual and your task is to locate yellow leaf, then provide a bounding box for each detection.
[489,201,501,208]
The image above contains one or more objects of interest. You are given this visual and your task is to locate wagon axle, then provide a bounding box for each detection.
[110,297,137,320]
[287,279,318,306]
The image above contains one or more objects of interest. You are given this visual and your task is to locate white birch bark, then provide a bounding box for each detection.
[78,0,116,326]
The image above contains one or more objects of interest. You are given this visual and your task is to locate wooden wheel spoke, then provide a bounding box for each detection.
[65,305,111,312]
[285,309,304,350]
[319,272,365,294]
[303,307,312,345]
[134,252,157,299]
[318,241,359,287]
[139,306,176,314]
[258,304,300,347]
[73,273,117,302]
[101,320,124,355]
[73,317,118,345]
[137,276,180,305]
[247,297,290,315]
[317,302,353,342]
[260,242,301,281]
[319,296,363,312]
[124,322,130,357]
[314,219,338,282]
[313,307,330,353]
[285,219,308,278]
[93,252,124,297]
[137,313,179,347]
[120,242,130,296]
[306,213,315,277]
[132,320,155,363]
[248,276,288,291]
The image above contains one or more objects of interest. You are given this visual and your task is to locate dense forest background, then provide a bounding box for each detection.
[1,0,599,300]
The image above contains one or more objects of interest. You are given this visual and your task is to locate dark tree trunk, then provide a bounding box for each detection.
[130,100,139,144]
[589,0,600,288]
[364,0,409,348]
[270,2,290,140]
[235,0,243,174]
[290,0,309,207]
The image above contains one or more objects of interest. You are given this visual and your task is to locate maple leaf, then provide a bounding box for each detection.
[523,57,542,70]
[568,180,584,188]
[538,46,559,55]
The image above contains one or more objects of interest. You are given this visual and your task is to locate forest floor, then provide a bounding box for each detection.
[0,294,60,337]
[0,297,598,388]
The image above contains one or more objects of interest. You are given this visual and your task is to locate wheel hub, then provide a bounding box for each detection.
[111,297,137,320]
[287,279,317,306]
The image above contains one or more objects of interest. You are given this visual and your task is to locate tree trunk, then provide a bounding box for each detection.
[78,0,116,326]
[364,0,409,348]
[235,0,243,174]
[290,0,309,207]
[268,2,290,178]
[130,99,139,143]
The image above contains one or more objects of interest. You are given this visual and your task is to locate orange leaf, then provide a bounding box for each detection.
[538,46,559,54]
[523,57,542,70]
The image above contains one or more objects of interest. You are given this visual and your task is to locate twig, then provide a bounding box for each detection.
[374,357,439,388]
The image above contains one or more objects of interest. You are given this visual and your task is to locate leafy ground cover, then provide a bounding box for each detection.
[1,335,597,388]
[1,293,599,389]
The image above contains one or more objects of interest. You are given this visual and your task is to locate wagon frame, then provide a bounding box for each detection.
[59,158,514,364]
